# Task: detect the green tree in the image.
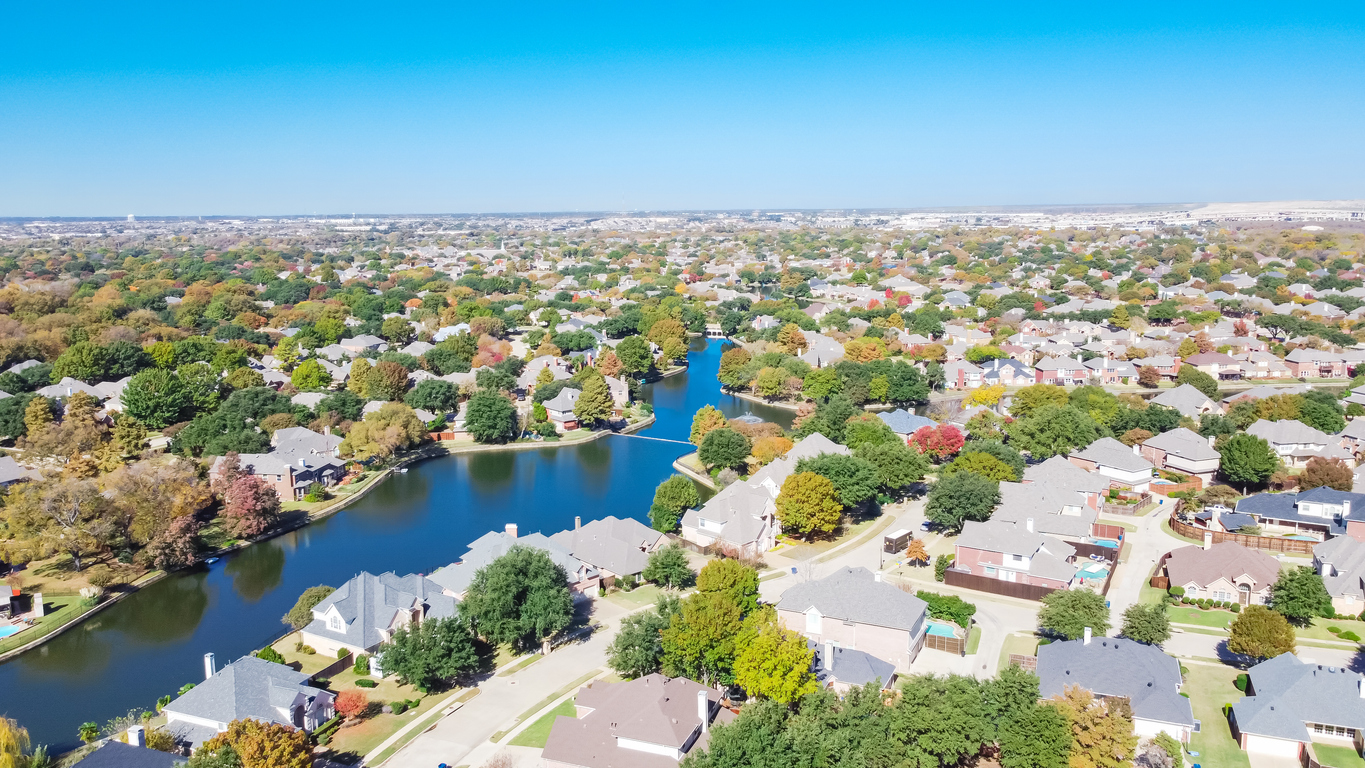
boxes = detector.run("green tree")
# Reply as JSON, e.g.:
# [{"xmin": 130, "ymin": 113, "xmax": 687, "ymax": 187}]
[
  {"xmin": 282, "ymin": 585, "xmax": 335, "ymax": 630},
  {"xmin": 1108, "ymin": 304, "xmax": 1131, "ymax": 329},
  {"xmin": 1118, "ymin": 602, "xmax": 1170, "ymax": 646},
  {"xmin": 177, "ymin": 362, "xmax": 223, "ymax": 413},
  {"xmin": 120, "ymin": 368, "xmax": 189, "ymax": 429},
  {"xmin": 717, "ymin": 347, "xmax": 753, "ymax": 390},
  {"xmin": 896, "ymin": 674, "xmax": 993, "ymax": 768},
  {"xmin": 1300, "ymin": 391, "xmax": 1346, "ymax": 434},
  {"xmin": 942, "ymin": 451, "xmax": 1017, "ymax": 481},
  {"xmin": 51, "ymin": 342, "xmax": 106, "ymax": 383},
  {"xmin": 1228, "ymin": 605, "xmax": 1297, "ymax": 661},
  {"xmin": 464, "ymin": 391, "xmax": 518, "ymax": 444},
  {"xmin": 404, "ymin": 380, "xmax": 460, "ymax": 413},
  {"xmin": 1218, "ymin": 433, "xmax": 1278, "ymax": 491},
  {"xmin": 650, "ymin": 475, "xmax": 700, "ymax": 532},
  {"xmin": 1175, "ymin": 365, "xmax": 1220, "ymax": 400},
  {"xmin": 1009, "ymin": 384, "xmax": 1071, "ymax": 418},
  {"xmin": 1007, "ymin": 404, "xmax": 1101, "ymax": 459},
  {"xmin": 1037, "ymin": 588, "xmax": 1110, "ymax": 640},
  {"xmin": 607, "ymin": 595, "xmax": 681, "ymax": 678},
  {"xmin": 1068, "ymin": 386, "xmax": 1121, "ymax": 428},
  {"xmin": 642, "ymin": 544, "xmax": 695, "ymax": 589},
  {"xmin": 661, "ymin": 592, "xmax": 744, "ymax": 686},
  {"xmin": 802, "ymin": 366, "xmax": 841, "ymax": 401},
  {"xmin": 698, "ymin": 428, "xmax": 750, "ymax": 470},
  {"xmin": 794, "ymin": 394, "xmax": 858, "ymax": 444},
  {"xmin": 365, "ymin": 360, "xmax": 410, "ymax": 401},
  {"xmin": 459, "ymin": 545, "xmax": 574, "ymax": 651},
  {"xmin": 615, "ymin": 335, "xmax": 653, "ymax": 377},
  {"xmin": 853, "ymin": 440, "xmax": 927, "ymax": 491},
  {"xmin": 1271, "ymin": 566, "xmax": 1335, "ymax": 625},
  {"xmin": 733, "ymin": 608, "xmax": 817, "ymax": 704},
  {"xmin": 572, "ymin": 373, "xmax": 613, "ymax": 427},
  {"xmin": 289, "ymin": 359, "xmax": 330, "ymax": 391},
  {"xmin": 378, "ymin": 615, "xmax": 479, "ymax": 689},
  {"xmin": 316, "ymin": 389, "xmax": 364, "ymax": 421},
  {"xmin": 696, "ymin": 559, "xmax": 759, "ymax": 615},
  {"xmin": 793, "ymin": 453, "xmax": 880, "ymax": 508},
  {"xmin": 689, "ymin": 405, "xmax": 729, "ymax": 446},
  {"xmin": 925, "ymin": 471, "xmax": 1000, "ymax": 533},
  {"xmin": 347, "ymin": 358, "xmax": 372, "ymax": 398},
  {"xmin": 998, "ymin": 704, "xmax": 1072, "ymax": 768},
  {"xmin": 381, "ymin": 316, "xmax": 415, "ymax": 344},
  {"xmin": 842, "ymin": 414, "xmax": 899, "ymax": 449},
  {"xmin": 337, "ymin": 402, "xmax": 427, "ymax": 460},
  {"xmin": 775, "ymin": 471, "xmax": 843, "ymax": 539}
]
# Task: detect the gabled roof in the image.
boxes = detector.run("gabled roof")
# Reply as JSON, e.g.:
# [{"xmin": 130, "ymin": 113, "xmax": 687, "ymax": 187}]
[
  {"xmin": 1149, "ymin": 385, "xmax": 1217, "ymax": 419},
  {"xmin": 542, "ymin": 674, "xmax": 724, "ymax": 768},
  {"xmin": 1071, "ymin": 437, "xmax": 1155, "ymax": 473},
  {"xmin": 548, "ymin": 516, "xmax": 664, "ymax": 576},
  {"xmin": 1247, "ymin": 419, "xmax": 1331, "ymax": 447},
  {"xmin": 428, "ymin": 531, "xmax": 596, "ymax": 596},
  {"xmin": 1142, "ymin": 427, "xmax": 1220, "ymax": 462},
  {"xmin": 74, "ymin": 742, "xmax": 184, "ymax": 768},
  {"xmin": 877, "ymin": 408, "xmax": 936, "ymax": 435},
  {"xmin": 1038, "ymin": 637, "xmax": 1194, "ymax": 728},
  {"xmin": 162, "ymin": 656, "xmax": 330, "ymax": 731},
  {"xmin": 1234, "ymin": 654, "xmax": 1365, "ymax": 741},
  {"xmin": 810, "ymin": 639, "xmax": 896, "ymax": 689},
  {"xmin": 1023, "ymin": 455, "xmax": 1110, "ymax": 495},
  {"xmin": 1164, "ymin": 542, "xmax": 1279, "ymax": 591},
  {"xmin": 1314, "ymin": 536, "xmax": 1365, "ymax": 600},
  {"xmin": 776, "ymin": 566, "xmax": 927, "ymax": 633},
  {"xmin": 993, "ymin": 482, "xmax": 1096, "ymax": 539},
  {"xmin": 305, "ymin": 571, "xmax": 456, "ymax": 649},
  {"xmin": 957, "ymin": 520, "xmax": 1078, "ymax": 582}
]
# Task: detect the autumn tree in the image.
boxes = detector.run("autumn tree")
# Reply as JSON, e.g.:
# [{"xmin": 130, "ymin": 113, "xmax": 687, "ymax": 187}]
[
  {"xmin": 1228, "ymin": 605, "xmax": 1297, "ymax": 661},
  {"xmin": 689, "ymin": 405, "xmax": 728, "ymax": 446},
  {"xmin": 283, "ymin": 585, "xmax": 335, "ymax": 630},
  {"xmin": 776, "ymin": 323, "xmax": 808, "ymax": 354},
  {"xmin": 733, "ymin": 608, "xmax": 817, "ymax": 704},
  {"xmin": 596, "ymin": 349, "xmax": 622, "ymax": 378},
  {"xmin": 1137, "ymin": 366, "xmax": 1161, "ymax": 388},
  {"xmin": 347, "ymin": 358, "xmax": 372, "ymax": 398},
  {"xmin": 200, "ymin": 719, "xmax": 310, "ymax": 768},
  {"xmin": 1299, "ymin": 457, "xmax": 1354, "ymax": 492},
  {"xmin": 1009, "ymin": 384, "xmax": 1070, "ymax": 418},
  {"xmin": 1049, "ymin": 685, "xmax": 1136, "ymax": 768},
  {"xmin": 334, "ymin": 689, "xmax": 368, "ymax": 721},
  {"xmin": 905, "ymin": 538, "xmax": 930, "ymax": 566},
  {"xmin": 908, "ymin": 424, "xmax": 965, "ymax": 460},
  {"xmin": 339, "ymin": 402, "xmax": 428, "ymax": 459},
  {"xmin": 775, "ymin": 471, "xmax": 843, "ymax": 539}
]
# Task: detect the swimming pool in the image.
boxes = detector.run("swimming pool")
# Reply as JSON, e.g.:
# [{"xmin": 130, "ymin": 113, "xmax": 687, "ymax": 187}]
[
  {"xmin": 1090, "ymin": 538, "xmax": 1120, "ymax": 549},
  {"xmin": 926, "ymin": 620, "xmax": 959, "ymax": 638},
  {"xmin": 1077, "ymin": 564, "xmax": 1110, "ymax": 580},
  {"xmin": 0, "ymin": 625, "xmax": 21, "ymax": 639}
]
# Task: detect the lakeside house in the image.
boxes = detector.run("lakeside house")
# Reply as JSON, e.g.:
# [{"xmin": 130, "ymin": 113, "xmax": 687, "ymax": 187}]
[
  {"xmin": 163, "ymin": 656, "xmax": 334, "ymax": 749},
  {"xmin": 429, "ymin": 524, "xmax": 601, "ymax": 600},
  {"xmin": 297, "ymin": 570, "xmax": 456, "ymax": 657},
  {"xmin": 207, "ymin": 426, "xmax": 346, "ymax": 501},
  {"xmin": 548, "ymin": 515, "xmax": 666, "ymax": 581}
]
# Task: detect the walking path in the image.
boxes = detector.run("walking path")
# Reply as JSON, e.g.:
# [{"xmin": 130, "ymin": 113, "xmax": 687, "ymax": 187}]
[{"xmin": 609, "ymin": 433, "xmax": 694, "ymax": 446}]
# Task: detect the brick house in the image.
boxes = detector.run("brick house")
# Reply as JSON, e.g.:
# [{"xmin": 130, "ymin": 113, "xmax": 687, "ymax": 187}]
[
  {"xmin": 776, "ymin": 566, "xmax": 928, "ymax": 671},
  {"xmin": 1034, "ymin": 356, "xmax": 1089, "ymax": 386},
  {"xmin": 954, "ymin": 519, "xmax": 1079, "ymax": 589}
]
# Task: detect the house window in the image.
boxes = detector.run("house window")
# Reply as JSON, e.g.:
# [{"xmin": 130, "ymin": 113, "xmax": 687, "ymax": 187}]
[
  {"xmin": 984, "ymin": 566, "xmax": 997, "ymax": 576},
  {"xmin": 328, "ymin": 615, "xmax": 343, "ymax": 632},
  {"xmin": 805, "ymin": 608, "xmax": 822, "ymax": 634},
  {"xmin": 1009, "ymin": 554, "xmax": 1026, "ymax": 564}
]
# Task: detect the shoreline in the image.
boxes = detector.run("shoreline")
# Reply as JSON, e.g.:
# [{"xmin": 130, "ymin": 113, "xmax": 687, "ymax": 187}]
[
  {"xmin": 0, "ymin": 413, "xmax": 658, "ymax": 663},
  {"xmin": 671, "ymin": 451, "xmax": 719, "ymax": 491}
]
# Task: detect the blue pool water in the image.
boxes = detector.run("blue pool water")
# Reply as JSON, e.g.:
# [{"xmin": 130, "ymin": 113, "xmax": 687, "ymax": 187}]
[
  {"xmin": 1091, "ymin": 538, "xmax": 1120, "ymax": 548},
  {"xmin": 926, "ymin": 620, "xmax": 958, "ymax": 637},
  {"xmin": 0, "ymin": 625, "xmax": 21, "ymax": 639},
  {"xmin": 1078, "ymin": 564, "xmax": 1111, "ymax": 579}
]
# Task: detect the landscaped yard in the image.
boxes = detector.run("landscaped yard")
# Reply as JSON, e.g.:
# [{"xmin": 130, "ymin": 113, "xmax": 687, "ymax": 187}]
[
  {"xmin": 1183, "ymin": 663, "xmax": 1250, "ymax": 768},
  {"xmin": 1139, "ymin": 584, "xmax": 1168, "ymax": 605},
  {"xmin": 320, "ymin": 667, "xmax": 444, "ymax": 761},
  {"xmin": 779, "ymin": 513, "xmax": 886, "ymax": 561},
  {"xmin": 269, "ymin": 632, "xmax": 343, "ymax": 676},
  {"xmin": 1168, "ymin": 605, "xmax": 1236, "ymax": 629},
  {"xmin": 604, "ymin": 584, "xmax": 665, "ymax": 610},
  {"xmin": 509, "ymin": 698, "xmax": 576, "ymax": 748},
  {"xmin": 997, "ymin": 633, "xmax": 1039, "ymax": 672},
  {"xmin": 1298, "ymin": 617, "xmax": 1365, "ymax": 644},
  {"xmin": 0, "ymin": 594, "xmax": 88, "ymax": 655},
  {"xmin": 1166, "ymin": 609, "xmax": 1365, "ymax": 645},
  {"xmin": 1313, "ymin": 742, "xmax": 1365, "ymax": 768}
]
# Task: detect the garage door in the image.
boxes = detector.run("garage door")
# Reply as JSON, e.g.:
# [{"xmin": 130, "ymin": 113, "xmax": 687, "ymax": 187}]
[{"xmin": 1244, "ymin": 734, "xmax": 1302, "ymax": 758}]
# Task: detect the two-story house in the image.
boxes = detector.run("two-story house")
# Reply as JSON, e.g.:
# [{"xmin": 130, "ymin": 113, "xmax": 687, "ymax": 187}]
[
  {"xmin": 164, "ymin": 656, "xmax": 335, "ymax": 749},
  {"xmin": 954, "ymin": 519, "xmax": 1079, "ymax": 590},
  {"xmin": 1069, "ymin": 437, "xmax": 1155, "ymax": 492},
  {"xmin": 1034, "ymin": 356, "xmax": 1089, "ymax": 386},
  {"xmin": 776, "ymin": 566, "xmax": 929, "ymax": 671},
  {"xmin": 1140, "ymin": 427, "xmax": 1222, "ymax": 486},
  {"xmin": 299, "ymin": 570, "xmax": 456, "ymax": 657}
]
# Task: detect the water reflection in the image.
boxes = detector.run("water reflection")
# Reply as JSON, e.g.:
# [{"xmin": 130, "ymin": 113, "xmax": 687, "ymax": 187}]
[
  {"xmin": 466, "ymin": 452, "xmax": 515, "ymax": 492},
  {"xmin": 225, "ymin": 542, "xmax": 285, "ymax": 603},
  {"xmin": 18, "ymin": 615, "xmax": 114, "ymax": 679},
  {"xmin": 108, "ymin": 573, "xmax": 212, "ymax": 644}
]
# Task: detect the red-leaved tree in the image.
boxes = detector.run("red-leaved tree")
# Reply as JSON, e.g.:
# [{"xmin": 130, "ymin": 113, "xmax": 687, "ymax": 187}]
[
  {"xmin": 335, "ymin": 689, "xmax": 368, "ymax": 721},
  {"xmin": 223, "ymin": 475, "xmax": 281, "ymax": 538},
  {"xmin": 909, "ymin": 425, "xmax": 965, "ymax": 460},
  {"xmin": 138, "ymin": 514, "xmax": 203, "ymax": 570}
]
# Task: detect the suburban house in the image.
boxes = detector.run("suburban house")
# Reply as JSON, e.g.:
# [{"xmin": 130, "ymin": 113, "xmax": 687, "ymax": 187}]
[
  {"xmin": 1231, "ymin": 653, "xmax": 1365, "ymax": 760},
  {"xmin": 809, "ymin": 638, "xmax": 897, "ymax": 693},
  {"xmin": 680, "ymin": 433, "xmax": 848, "ymax": 556},
  {"xmin": 543, "ymin": 388, "xmax": 583, "ymax": 431},
  {"xmin": 1022, "ymin": 455, "xmax": 1108, "ymax": 510},
  {"xmin": 1340, "ymin": 419, "xmax": 1365, "ymax": 456},
  {"xmin": 208, "ymin": 426, "xmax": 346, "ymax": 501},
  {"xmin": 1084, "ymin": 357, "xmax": 1139, "ymax": 385},
  {"xmin": 954, "ymin": 519, "xmax": 1080, "ymax": 590},
  {"xmin": 1068, "ymin": 437, "xmax": 1155, "ymax": 492},
  {"xmin": 1247, "ymin": 419, "xmax": 1352, "ymax": 468},
  {"xmin": 1143, "ymin": 355, "xmax": 1183, "ymax": 381},
  {"xmin": 1037, "ymin": 635, "xmax": 1197, "ymax": 743},
  {"xmin": 542, "ymin": 674, "xmax": 732, "ymax": 768},
  {"xmin": 164, "ymin": 656, "xmax": 335, "ymax": 749},
  {"xmin": 0, "ymin": 455, "xmax": 42, "ymax": 487},
  {"xmin": 1159, "ymin": 541, "xmax": 1278, "ymax": 606},
  {"xmin": 978, "ymin": 357, "xmax": 1034, "ymax": 386},
  {"xmin": 1286, "ymin": 348, "xmax": 1350, "ymax": 379},
  {"xmin": 993, "ymin": 481, "xmax": 1099, "ymax": 544},
  {"xmin": 1034, "ymin": 356, "xmax": 1089, "ymax": 386},
  {"xmin": 1237, "ymin": 487, "xmax": 1365, "ymax": 540},
  {"xmin": 1184, "ymin": 351, "xmax": 1243, "ymax": 380},
  {"xmin": 429, "ymin": 524, "xmax": 601, "ymax": 600},
  {"xmin": 1314, "ymin": 535, "xmax": 1365, "ymax": 614},
  {"xmin": 548, "ymin": 515, "xmax": 666, "ymax": 581},
  {"xmin": 776, "ymin": 566, "xmax": 928, "ymax": 671},
  {"xmin": 942, "ymin": 360, "xmax": 983, "ymax": 390},
  {"xmin": 876, "ymin": 409, "xmax": 937, "ymax": 442},
  {"xmin": 1139, "ymin": 428, "xmax": 1222, "ymax": 485},
  {"xmin": 75, "ymin": 740, "xmax": 184, "ymax": 768},
  {"xmin": 298, "ymin": 570, "xmax": 456, "ymax": 657},
  {"xmin": 1149, "ymin": 384, "xmax": 1222, "ymax": 420}
]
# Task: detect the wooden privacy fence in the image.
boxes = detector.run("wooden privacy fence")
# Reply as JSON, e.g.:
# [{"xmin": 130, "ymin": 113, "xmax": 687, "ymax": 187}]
[
  {"xmin": 1150, "ymin": 575, "xmax": 1171, "ymax": 590},
  {"xmin": 309, "ymin": 652, "xmax": 355, "ymax": 683},
  {"xmin": 921, "ymin": 621, "xmax": 971, "ymax": 657},
  {"xmin": 1092, "ymin": 523, "xmax": 1128, "ymax": 542},
  {"xmin": 943, "ymin": 568, "xmax": 1057, "ymax": 602},
  {"xmin": 1168, "ymin": 513, "xmax": 1316, "ymax": 554}
]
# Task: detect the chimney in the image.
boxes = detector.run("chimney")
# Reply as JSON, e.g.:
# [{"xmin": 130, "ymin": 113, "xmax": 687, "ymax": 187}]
[
  {"xmin": 1203, "ymin": 531, "xmax": 1214, "ymax": 551},
  {"xmin": 324, "ymin": 425, "xmax": 332, "ymax": 436},
  {"xmin": 874, "ymin": 572, "xmax": 882, "ymax": 582},
  {"xmin": 1083, "ymin": 627, "xmax": 1092, "ymax": 645},
  {"xmin": 575, "ymin": 516, "xmax": 582, "ymax": 530},
  {"xmin": 1026, "ymin": 517, "xmax": 1034, "ymax": 533},
  {"xmin": 698, "ymin": 689, "xmax": 709, "ymax": 732},
  {"xmin": 1208, "ymin": 435, "xmax": 1216, "ymax": 447},
  {"xmin": 505, "ymin": 523, "xmax": 518, "ymax": 539},
  {"xmin": 127, "ymin": 725, "xmax": 145, "ymax": 748},
  {"xmin": 1346, "ymin": 500, "xmax": 1353, "ymax": 519},
  {"xmin": 32, "ymin": 592, "xmax": 43, "ymax": 618},
  {"xmin": 825, "ymin": 640, "xmax": 834, "ymax": 673},
  {"xmin": 298, "ymin": 458, "xmax": 307, "ymax": 468},
  {"xmin": 1359, "ymin": 676, "xmax": 1365, "ymax": 699},
  {"xmin": 204, "ymin": 652, "xmax": 216, "ymax": 680}
]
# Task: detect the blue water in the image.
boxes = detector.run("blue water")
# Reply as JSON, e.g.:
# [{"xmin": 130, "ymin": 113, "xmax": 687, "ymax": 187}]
[
  {"xmin": 1090, "ymin": 538, "xmax": 1120, "ymax": 549},
  {"xmin": 1, "ymin": 337, "xmax": 793, "ymax": 750},
  {"xmin": 0, "ymin": 626, "xmax": 20, "ymax": 639},
  {"xmin": 1078, "ymin": 564, "xmax": 1110, "ymax": 579},
  {"xmin": 925, "ymin": 620, "xmax": 958, "ymax": 638}
]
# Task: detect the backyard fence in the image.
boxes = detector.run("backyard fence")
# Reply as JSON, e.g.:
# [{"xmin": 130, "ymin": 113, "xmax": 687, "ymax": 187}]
[
  {"xmin": 1092, "ymin": 523, "xmax": 1128, "ymax": 542},
  {"xmin": 309, "ymin": 652, "xmax": 355, "ymax": 683},
  {"xmin": 1007, "ymin": 654, "xmax": 1038, "ymax": 672},
  {"xmin": 1150, "ymin": 575, "xmax": 1171, "ymax": 590},
  {"xmin": 921, "ymin": 619, "xmax": 972, "ymax": 656},
  {"xmin": 943, "ymin": 568, "xmax": 1058, "ymax": 601},
  {"xmin": 1168, "ymin": 513, "xmax": 1316, "ymax": 554}
]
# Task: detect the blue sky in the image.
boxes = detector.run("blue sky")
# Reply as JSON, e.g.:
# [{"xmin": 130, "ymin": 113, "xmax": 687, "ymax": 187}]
[{"xmin": 2, "ymin": 2, "xmax": 1362, "ymax": 215}]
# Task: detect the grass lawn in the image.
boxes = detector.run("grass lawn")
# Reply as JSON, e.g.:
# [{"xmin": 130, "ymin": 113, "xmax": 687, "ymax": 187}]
[
  {"xmin": 780, "ymin": 514, "xmax": 885, "ymax": 561},
  {"xmin": 997, "ymin": 633, "xmax": 1039, "ymax": 672},
  {"xmin": 508, "ymin": 698, "xmax": 576, "ymax": 748},
  {"xmin": 1183, "ymin": 664, "xmax": 1250, "ymax": 768},
  {"xmin": 498, "ymin": 654, "xmax": 542, "ymax": 677},
  {"xmin": 1139, "ymin": 585, "xmax": 1169, "ymax": 605},
  {"xmin": 1162, "ymin": 518, "xmax": 1204, "ymax": 546},
  {"xmin": 604, "ymin": 584, "xmax": 664, "ymax": 610},
  {"xmin": 322, "ymin": 671, "xmax": 443, "ymax": 761},
  {"xmin": 1169, "ymin": 605, "xmax": 1236, "ymax": 629},
  {"xmin": 966, "ymin": 625, "xmax": 982, "ymax": 655},
  {"xmin": 1298, "ymin": 617, "xmax": 1365, "ymax": 644},
  {"xmin": 1313, "ymin": 743, "xmax": 1365, "ymax": 768},
  {"xmin": 0, "ymin": 595, "xmax": 91, "ymax": 655},
  {"xmin": 269, "ymin": 632, "xmax": 340, "ymax": 676}
]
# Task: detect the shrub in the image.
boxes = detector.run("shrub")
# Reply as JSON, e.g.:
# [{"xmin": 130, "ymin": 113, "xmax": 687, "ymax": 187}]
[
  {"xmin": 337, "ymin": 647, "xmax": 351, "ymax": 659},
  {"xmin": 301, "ymin": 645, "xmax": 316, "ymax": 655},
  {"xmin": 1235, "ymin": 673, "xmax": 1249, "ymax": 691},
  {"xmin": 391, "ymin": 701, "xmax": 408, "ymax": 715},
  {"xmin": 1230, "ymin": 603, "xmax": 1241, "ymax": 613},
  {"xmin": 317, "ymin": 734, "xmax": 330, "ymax": 746},
  {"xmin": 335, "ymin": 689, "xmax": 368, "ymax": 720},
  {"xmin": 1329, "ymin": 626, "xmax": 1342, "ymax": 634},
  {"xmin": 934, "ymin": 554, "xmax": 953, "ymax": 583},
  {"xmin": 255, "ymin": 647, "xmax": 286, "ymax": 665},
  {"xmin": 1168, "ymin": 586, "xmax": 1185, "ymax": 598},
  {"xmin": 356, "ymin": 678, "xmax": 377, "ymax": 688},
  {"xmin": 915, "ymin": 590, "xmax": 977, "ymax": 628},
  {"xmin": 353, "ymin": 653, "xmax": 370, "ymax": 675},
  {"xmin": 1342, "ymin": 631, "xmax": 1361, "ymax": 642}
]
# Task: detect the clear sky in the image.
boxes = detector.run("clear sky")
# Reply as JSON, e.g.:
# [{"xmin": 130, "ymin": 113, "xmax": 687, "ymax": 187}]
[{"xmin": 2, "ymin": 1, "xmax": 1363, "ymax": 216}]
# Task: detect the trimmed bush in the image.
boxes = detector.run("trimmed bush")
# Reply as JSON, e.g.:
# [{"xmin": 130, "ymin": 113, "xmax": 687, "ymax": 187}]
[
  {"xmin": 1235, "ymin": 673, "xmax": 1249, "ymax": 691},
  {"xmin": 1230, "ymin": 603, "xmax": 1241, "ymax": 613},
  {"xmin": 1342, "ymin": 631, "xmax": 1361, "ymax": 642},
  {"xmin": 1329, "ymin": 626, "xmax": 1342, "ymax": 634},
  {"xmin": 337, "ymin": 647, "xmax": 350, "ymax": 659},
  {"xmin": 391, "ymin": 701, "xmax": 408, "ymax": 714},
  {"xmin": 1168, "ymin": 586, "xmax": 1186, "ymax": 598},
  {"xmin": 255, "ymin": 647, "xmax": 286, "ymax": 665},
  {"xmin": 356, "ymin": 678, "xmax": 377, "ymax": 689},
  {"xmin": 353, "ymin": 653, "xmax": 370, "ymax": 675}
]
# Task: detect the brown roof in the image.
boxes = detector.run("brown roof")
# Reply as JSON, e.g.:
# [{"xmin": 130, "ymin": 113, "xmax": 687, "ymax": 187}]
[
  {"xmin": 542, "ymin": 674, "xmax": 722, "ymax": 768},
  {"xmin": 1164, "ymin": 541, "xmax": 1279, "ymax": 591}
]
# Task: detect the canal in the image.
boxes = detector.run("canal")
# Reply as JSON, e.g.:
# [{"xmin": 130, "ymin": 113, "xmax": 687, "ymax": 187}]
[{"xmin": 0, "ymin": 337, "xmax": 792, "ymax": 751}]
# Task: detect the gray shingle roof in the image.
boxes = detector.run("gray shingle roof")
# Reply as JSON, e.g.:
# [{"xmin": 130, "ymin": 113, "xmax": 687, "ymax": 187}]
[
  {"xmin": 809, "ymin": 639, "xmax": 896, "ymax": 689},
  {"xmin": 162, "ymin": 656, "xmax": 330, "ymax": 730},
  {"xmin": 993, "ymin": 482, "xmax": 1096, "ymax": 539},
  {"xmin": 1234, "ymin": 653, "xmax": 1365, "ymax": 741},
  {"xmin": 776, "ymin": 566, "xmax": 926, "ymax": 633},
  {"xmin": 1314, "ymin": 536, "xmax": 1365, "ymax": 601},
  {"xmin": 75, "ymin": 742, "xmax": 184, "ymax": 768},
  {"xmin": 1142, "ymin": 427, "xmax": 1220, "ymax": 462},
  {"xmin": 1247, "ymin": 419, "xmax": 1331, "ymax": 448},
  {"xmin": 1071, "ymin": 437, "xmax": 1154, "ymax": 473},
  {"xmin": 304, "ymin": 571, "xmax": 456, "ymax": 650},
  {"xmin": 1038, "ymin": 637, "xmax": 1194, "ymax": 728},
  {"xmin": 548, "ymin": 516, "xmax": 664, "ymax": 576},
  {"xmin": 1023, "ymin": 455, "xmax": 1109, "ymax": 496},
  {"xmin": 957, "ymin": 520, "xmax": 1079, "ymax": 582},
  {"xmin": 877, "ymin": 409, "xmax": 936, "ymax": 435},
  {"xmin": 427, "ymin": 531, "xmax": 596, "ymax": 596},
  {"xmin": 542, "ymin": 674, "xmax": 723, "ymax": 768},
  {"xmin": 1149, "ymin": 384, "xmax": 1217, "ymax": 419}
]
